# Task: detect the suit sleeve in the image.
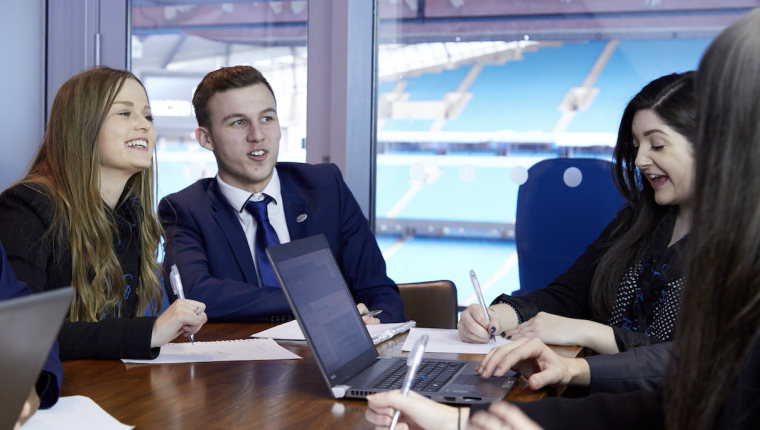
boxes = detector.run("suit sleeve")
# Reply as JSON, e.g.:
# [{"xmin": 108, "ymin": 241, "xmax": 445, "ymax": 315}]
[
  {"xmin": 330, "ymin": 165, "xmax": 405, "ymax": 323},
  {"xmin": 159, "ymin": 195, "xmax": 291, "ymax": 321},
  {"xmin": 585, "ymin": 342, "xmax": 671, "ymax": 394},
  {"xmin": 0, "ymin": 185, "xmax": 159, "ymax": 360},
  {"xmin": 0, "ymin": 240, "xmax": 62, "ymax": 408}
]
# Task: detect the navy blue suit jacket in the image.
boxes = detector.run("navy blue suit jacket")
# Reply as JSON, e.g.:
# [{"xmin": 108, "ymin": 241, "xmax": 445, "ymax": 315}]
[
  {"xmin": 0, "ymin": 241, "xmax": 62, "ymax": 408},
  {"xmin": 159, "ymin": 162, "xmax": 404, "ymax": 323}
]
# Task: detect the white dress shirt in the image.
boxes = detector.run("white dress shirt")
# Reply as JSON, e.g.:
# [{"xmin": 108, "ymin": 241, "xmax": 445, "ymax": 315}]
[{"xmin": 216, "ymin": 169, "xmax": 292, "ymax": 286}]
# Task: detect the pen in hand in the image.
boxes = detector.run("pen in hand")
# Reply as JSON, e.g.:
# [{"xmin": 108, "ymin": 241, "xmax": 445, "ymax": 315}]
[
  {"xmin": 169, "ymin": 264, "xmax": 195, "ymax": 345},
  {"xmin": 470, "ymin": 270, "xmax": 496, "ymax": 344},
  {"xmin": 360, "ymin": 310, "xmax": 383, "ymax": 318},
  {"xmin": 389, "ymin": 334, "xmax": 428, "ymax": 430}
]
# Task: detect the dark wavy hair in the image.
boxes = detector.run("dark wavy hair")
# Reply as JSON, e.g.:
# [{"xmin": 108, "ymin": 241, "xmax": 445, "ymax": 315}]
[
  {"xmin": 664, "ymin": 9, "xmax": 760, "ymax": 430},
  {"xmin": 588, "ymin": 72, "xmax": 696, "ymax": 320}
]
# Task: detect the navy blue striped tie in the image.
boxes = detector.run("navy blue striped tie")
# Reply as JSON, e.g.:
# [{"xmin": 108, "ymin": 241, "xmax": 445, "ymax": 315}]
[{"xmin": 245, "ymin": 196, "xmax": 281, "ymax": 288}]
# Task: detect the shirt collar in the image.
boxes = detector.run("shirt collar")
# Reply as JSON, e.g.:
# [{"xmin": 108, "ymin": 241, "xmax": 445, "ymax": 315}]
[{"xmin": 216, "ymin": 168, "xmax": 281, "ymax": 213}]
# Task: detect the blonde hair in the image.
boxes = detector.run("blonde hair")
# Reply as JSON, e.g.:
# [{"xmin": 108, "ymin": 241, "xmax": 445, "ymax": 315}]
[{"xmin": 23, "ymin": 66, "xmax": 163, "ymax": 321}]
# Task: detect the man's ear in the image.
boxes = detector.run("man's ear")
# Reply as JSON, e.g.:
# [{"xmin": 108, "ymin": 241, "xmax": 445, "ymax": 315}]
[{"xmin": 196, "ymin": 126, "xmax": 214, "ymax": 151}]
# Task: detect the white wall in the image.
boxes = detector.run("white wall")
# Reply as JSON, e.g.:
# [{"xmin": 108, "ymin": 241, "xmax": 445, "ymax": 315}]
[{"xmin": 0, "ymin": 0, "xmax": 46, "ymax": 190}]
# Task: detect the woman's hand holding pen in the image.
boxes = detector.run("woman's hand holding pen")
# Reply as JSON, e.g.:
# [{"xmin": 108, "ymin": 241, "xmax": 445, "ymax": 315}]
[
  {"xmin": 151, "ymin": 299, "xmax": 208, "ymax": 348},
  {"xmin": 365, "ymin": 390, "xmax": 465, "ymax": 430},
  {"xmin": 458, "ymin": 304, "xmax": 514, "ymax": 344}
]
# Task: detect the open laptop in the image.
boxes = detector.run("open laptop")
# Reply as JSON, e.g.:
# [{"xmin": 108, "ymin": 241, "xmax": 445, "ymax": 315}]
[
  {"xmin": 0, "ymin": 287, "xmax": 74, "ymax": 430},
  {"xmin": 266, "ymin": 234, "xmax": 516, "ymax": 404}
]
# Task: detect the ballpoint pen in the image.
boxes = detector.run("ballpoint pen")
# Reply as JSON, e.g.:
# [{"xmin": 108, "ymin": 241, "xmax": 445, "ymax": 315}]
[
  {"xmin": 389, "ymin": 334, "xmax": 428, "ymax": 430},
  {"xmin": 360, "ymin": 309, "xmax": 383, "ymax": 318},
  {"xmin": 170, "ymin": 264, "xmax": 195, "ymax": 345},
  {"xmin": 470, "ymin": 270, "xmax": 496, "ymax": 344}
]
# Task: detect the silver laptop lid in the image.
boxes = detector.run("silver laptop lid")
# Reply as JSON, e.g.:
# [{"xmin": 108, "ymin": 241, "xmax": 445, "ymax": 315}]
[{"xmin": 267, "ymin": 235, "xmax": 380, "ymax": 390}]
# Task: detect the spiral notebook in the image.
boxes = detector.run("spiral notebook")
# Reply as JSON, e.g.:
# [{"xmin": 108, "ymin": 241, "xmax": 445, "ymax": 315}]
[{"xmin": 122, "ymin": 338, "xmax": 301, "ymax": 364}]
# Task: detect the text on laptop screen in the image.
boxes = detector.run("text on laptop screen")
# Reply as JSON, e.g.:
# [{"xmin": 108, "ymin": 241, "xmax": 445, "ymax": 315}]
[{"xmin": 276, "ymin": 248, "xmax": 374, "ymax": 376}]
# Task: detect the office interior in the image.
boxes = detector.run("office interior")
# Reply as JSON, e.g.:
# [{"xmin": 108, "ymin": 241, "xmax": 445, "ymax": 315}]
[{"xmin": 1, "ymin": 0, "xmax": 749, "ymax": 309}]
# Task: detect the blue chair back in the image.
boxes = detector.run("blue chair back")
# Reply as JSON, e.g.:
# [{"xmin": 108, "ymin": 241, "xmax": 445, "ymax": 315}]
[{"xmin": 513, "ymin": 158, "xmax": 625, "ymax": 296}]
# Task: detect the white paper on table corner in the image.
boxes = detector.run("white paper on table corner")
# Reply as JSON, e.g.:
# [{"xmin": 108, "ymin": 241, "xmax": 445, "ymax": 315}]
[
  {"xmin": 122, "ymin": 338, "xmax": 302, "ymax": 364},
  {"xmin": 251, "ymin": 320, "xmax": 408, "ymax": 341},
  {"xmin": 23, "ymin": 395, "xmax": 134, "ymax": 430},
  {"xmin": 401, "ymin": 328, "xmax": 512, "ymax": 354}
]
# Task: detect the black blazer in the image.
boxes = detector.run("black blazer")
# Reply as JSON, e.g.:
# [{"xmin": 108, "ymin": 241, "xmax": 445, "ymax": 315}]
[{"xmin": 0, "ymin": 184, "xmax": 158, "ymax": 360}]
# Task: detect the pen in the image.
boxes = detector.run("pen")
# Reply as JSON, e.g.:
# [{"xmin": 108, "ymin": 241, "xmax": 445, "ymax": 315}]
[
  {"xmin": 470, "ymin": 270, "xmax": 496, "ymax": 344},
  {"xmin": 360, "ymin": 309, "xmax": 383, "ymax": 318},
  {"xmin": 389, "ymin": 334, "xmax": 428, "ymax": 430},
  {"xmin": 170, "ymin": 264, "xmax": 194, "ymax": 345}
]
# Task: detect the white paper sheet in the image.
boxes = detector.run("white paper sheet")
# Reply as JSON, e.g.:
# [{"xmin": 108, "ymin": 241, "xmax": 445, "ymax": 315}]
[
  {"xmin": 24, "ymin": 396, "xmax": 133, "ymax": 430},
  {"xmin": 401, "ymin": 328, "xmax": 512, "ymax": 354},
  {"xmin": 121, "ymin": 338, "xmax": 301, "ymax": 364},
  {"xmin": 251, "ymin": 320, "xmax": 408, "ymax": 341}
]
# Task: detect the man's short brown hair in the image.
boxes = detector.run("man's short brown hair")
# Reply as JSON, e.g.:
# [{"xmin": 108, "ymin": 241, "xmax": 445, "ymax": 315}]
[{"xmin": 192, "ymin": 65, "xmax": 276, "ymax": 128}]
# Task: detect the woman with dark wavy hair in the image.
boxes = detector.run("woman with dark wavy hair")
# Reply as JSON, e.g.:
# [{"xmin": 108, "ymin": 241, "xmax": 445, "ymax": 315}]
[
  {"xmin": 0, "ymin": 67, "xmax": 207, "ymax": 360},
  {"xmin": 367, "ymin": 8, "xmax": 760, "ymax": 430},
  {"xmin": 460, "ymin": 72, "xmax": 696, "ymax": 355}
]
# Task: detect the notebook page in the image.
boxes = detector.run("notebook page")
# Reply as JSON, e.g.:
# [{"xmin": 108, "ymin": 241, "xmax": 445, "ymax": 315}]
[
  {"xmin": 401, "ymin": 328, "xmax": 512, "ymax": 354},
  {"xmin": 122, "ymin": 338, "xmax": 301, "ymax": 364}
]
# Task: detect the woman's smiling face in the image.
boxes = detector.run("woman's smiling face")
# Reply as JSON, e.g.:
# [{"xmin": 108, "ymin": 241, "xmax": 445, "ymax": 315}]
[{"xmin": 632, "ymin": 109, "xmax": 695, "ymax": 210}]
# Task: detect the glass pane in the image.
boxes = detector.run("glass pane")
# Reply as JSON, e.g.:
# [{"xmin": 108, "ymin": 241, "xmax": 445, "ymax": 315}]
[
  {"xmin": 131, "ymin": 0, "xmax": 308, "ymax": 204},
  {"xmin": 374, "ymin": 0, "xmax": 742, "ymax": 308}
]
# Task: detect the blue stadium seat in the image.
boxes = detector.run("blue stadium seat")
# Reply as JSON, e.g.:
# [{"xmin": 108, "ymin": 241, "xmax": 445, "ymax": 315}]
[{"xmin": 513, "ymin": 158, "xmax": 625, "ymax": 296}]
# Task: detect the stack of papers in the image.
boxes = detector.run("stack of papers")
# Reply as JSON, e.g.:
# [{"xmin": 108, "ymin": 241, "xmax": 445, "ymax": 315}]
[
  {"xmin": 401, "ymin": 328, "xmax": 512, "ymax": 354},
  {"xmin": 122, "ymin": 338, "xmax": 301, "ymax": 364},
  {"xmin": 24, "ymin": 396, "xmax": 133, "ymax": 430}
]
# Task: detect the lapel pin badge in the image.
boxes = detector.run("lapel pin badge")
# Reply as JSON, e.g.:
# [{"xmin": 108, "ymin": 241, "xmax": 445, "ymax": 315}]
[{"xmin": 296, "ymin": 214, "xmax": 308, "ymax": 223}]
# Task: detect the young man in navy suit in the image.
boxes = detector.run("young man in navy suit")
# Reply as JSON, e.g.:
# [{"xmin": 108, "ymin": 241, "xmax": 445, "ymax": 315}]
[{"xmin": 159, "ymin": 65, "xmax": 404, "ymax": 324}]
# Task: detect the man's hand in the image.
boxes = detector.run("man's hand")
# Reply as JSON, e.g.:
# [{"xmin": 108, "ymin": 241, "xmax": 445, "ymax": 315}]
[
  {"xmin": 477, "ymin": 338, "xmax": 591, "ymax": 390},
  {"xmin": 357, "ymin": 303, "xmax": 380, "ymax": 325}
]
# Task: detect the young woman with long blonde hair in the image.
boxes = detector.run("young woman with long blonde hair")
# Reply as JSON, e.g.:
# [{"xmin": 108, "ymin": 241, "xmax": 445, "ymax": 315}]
[{"xmin": 0, "ymin": 67, "xmax": 206, "ymax": 360}]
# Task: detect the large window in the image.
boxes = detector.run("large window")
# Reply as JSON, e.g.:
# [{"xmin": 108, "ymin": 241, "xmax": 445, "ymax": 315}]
[{"xmin": 373, "ymin": 0, "xmax": 742, "ymax": 307}]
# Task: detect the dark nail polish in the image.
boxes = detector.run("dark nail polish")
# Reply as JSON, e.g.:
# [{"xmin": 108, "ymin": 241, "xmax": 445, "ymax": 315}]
[
  {"xmin": 506, "ymin": 335, "xmax": 512, "ymax": 340},
  {"xmin": 501, "ymin": 332, "xmax": 507, "ymax": 338},
  {"xmin": 489, "ymin": 327, "xmax": 496, "ymax": 334}
]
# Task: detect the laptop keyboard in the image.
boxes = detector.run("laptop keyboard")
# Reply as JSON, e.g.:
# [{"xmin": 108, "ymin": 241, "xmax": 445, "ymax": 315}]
[{"xmin": 368, "ymin": 361, "xmax": 465, "ymax": 392}]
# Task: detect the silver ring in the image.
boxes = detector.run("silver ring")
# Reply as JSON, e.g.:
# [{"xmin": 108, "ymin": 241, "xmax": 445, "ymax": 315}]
[
  {"xmin": 464, "ymin": 327, "xmax": 468, "ymax": 338},
  {"xmin": 195, "ymin": 306, "xmax": 202, "ymax": 315}
]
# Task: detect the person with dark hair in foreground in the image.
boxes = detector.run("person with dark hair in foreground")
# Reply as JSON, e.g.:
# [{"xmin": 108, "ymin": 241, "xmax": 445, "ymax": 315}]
[
  {"xmin": 159, "ymin": 65, "xmax": 404, "ymax": 324},
  {"xmin": 366, "ymin": 8, "xmax": 760, "ymax": 430},
  {"xmin": 461, "ymin": 72, "xmax": 696, "ymax": 355}
]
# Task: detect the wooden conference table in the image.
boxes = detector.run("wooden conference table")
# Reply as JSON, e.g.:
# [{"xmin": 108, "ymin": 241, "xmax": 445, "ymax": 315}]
[{"xmin": 61, "ymin": 323, "xmax": 581, "ymax": 430}]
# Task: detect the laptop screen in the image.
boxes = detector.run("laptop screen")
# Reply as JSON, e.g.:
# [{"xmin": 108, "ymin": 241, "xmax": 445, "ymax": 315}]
[{"xmin": 273, "ymin": 244, "xmax": 376, "ymax": 379}]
